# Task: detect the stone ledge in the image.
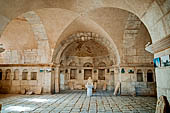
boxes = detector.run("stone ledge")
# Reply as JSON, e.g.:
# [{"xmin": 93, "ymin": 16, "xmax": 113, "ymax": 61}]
[{"xmin": 145, "ymin": 34, "xmax": 170, "ymax": 53}]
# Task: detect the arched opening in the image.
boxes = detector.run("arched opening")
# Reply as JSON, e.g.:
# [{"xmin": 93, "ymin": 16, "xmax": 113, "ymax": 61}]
[
  {"xmin": 84, "ymin": 62, "xmax": 93, "ymax": 67},
  {"xmin": 5, "ymin": 69, "xmax": 11, "ymax": 80},
  {"xmin": 1, "ymin": 0, "xmax": 170, "ymax": 111},
  {"xmin": 55, "ymin": 32, "xmax": 117, "ymax": 91},
  {"xmin": 98, "ymin": 62, "xmax": 106, "ymax": 67},
  {"xmin": 137, "ymin": 69, "xmax": 143, "ymax": 82},
  {"xmin": 0, "ymin": 69, "xmax": 2, "ymax": 80},
  {"xmin": 147, "ymin": 70, "xmax": 154, "ymax": 82}
]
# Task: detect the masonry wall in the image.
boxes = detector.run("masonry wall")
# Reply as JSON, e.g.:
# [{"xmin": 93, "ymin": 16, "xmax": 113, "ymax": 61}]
[
  {"xmin": 120, "ymin": 66, "xmax": 156, "ymax": 96},
  {"xmin": 0, "ymin": 66, "xmax": 52, "ymax": 94}
]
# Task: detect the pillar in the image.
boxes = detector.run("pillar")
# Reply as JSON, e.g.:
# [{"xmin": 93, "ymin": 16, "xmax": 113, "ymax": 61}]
[
  {"xmin": 145, "ymin": 36, "xmax": 170, "ymax": 102},
  {"xmin": 55, "ymin": 66, "xmax": 60, "ymax": 93}
]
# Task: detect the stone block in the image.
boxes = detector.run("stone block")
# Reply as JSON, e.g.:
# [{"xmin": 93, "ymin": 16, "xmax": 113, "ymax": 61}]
[
  {"xmin": 141, "ymin": 1, "xmax": 163, "ymax": 29},
  {"xmin": 12, "ymin": 80, "xmax": 20, "ymax": 86},
  {"xmin": 21, "ymin": 88, "xmax": 26, "ymax": 94},
  {"xmin": 163, "ymin": 13, "xmax": 170, "ymax": 37},
  {"xmin": 150, "ymin": 20, "xmax": 166, "ymax": 42}
]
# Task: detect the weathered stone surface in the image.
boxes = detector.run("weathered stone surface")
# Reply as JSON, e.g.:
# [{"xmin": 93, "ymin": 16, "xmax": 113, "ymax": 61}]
[
  {"xmin": 0, "ymin": 0, "xmax": 169, "ymax": 104},
  {"xmin": 21, "ymin": 88, "xmax": 25, "ymax": 94},
  {"xmin": 34, "ymin": 86, "xmax": 42, "ymax": 95},
  {"xmin": 26, "ymin": 91, "xmax": 33, "ymax": 95},
  {"xmin": 0, "ymin": 90, "xmax": 157, "ymax": 113}
]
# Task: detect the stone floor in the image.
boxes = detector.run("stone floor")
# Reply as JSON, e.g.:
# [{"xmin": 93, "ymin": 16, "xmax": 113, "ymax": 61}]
[{"xmin": 0, "ymin": 90, "xmax": 156, "ymax": 113}]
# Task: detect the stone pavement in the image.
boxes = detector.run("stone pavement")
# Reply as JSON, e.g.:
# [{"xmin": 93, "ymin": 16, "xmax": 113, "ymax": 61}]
[{"xmin": 0, "ymin": 90, "xmax": 156, "ymax": 113}]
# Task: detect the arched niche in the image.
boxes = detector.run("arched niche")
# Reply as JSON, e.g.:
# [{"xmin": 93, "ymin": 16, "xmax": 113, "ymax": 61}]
[
  {"xmin": 147, "ymin": 70, "xmax": 154, "ymax": 82},
  {"xmin": 14, "ymin": 69, "xmax": 19, "ymax": 80},
  {"xmin": 83, "ymin": 62, "xmax": 93, "ymax": 67},
  {"xmin": 69, "ymin": 61, "xmax": 77, "ymax": 67},
  {"xmin": 0, "ymin": 69, "xmax": 2, "ymax": 80},
  {"xmin": 137, "ymin": 69, "xmax": 143, "ymax": 82},
  {"xmin": 98, "ymin": 62, "xmax": 106, "ymax": 67},
  {"xmin": 5, "ymin": 69, "xmax": 11, "ymax": 80}
]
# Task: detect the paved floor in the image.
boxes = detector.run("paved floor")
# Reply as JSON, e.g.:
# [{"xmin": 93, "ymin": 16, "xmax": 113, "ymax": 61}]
[{"xmin": 0, "ymin": 90, "xmax": 156, "ymax": 113}]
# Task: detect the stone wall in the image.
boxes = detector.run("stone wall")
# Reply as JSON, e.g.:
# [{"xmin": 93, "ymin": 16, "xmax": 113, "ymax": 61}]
[
  {"xmin": 120, "ymin": 66, "xmax": 156, "ymax": 96},
  {"xmin": 0, "ymin": 65, "xmax": 52, "ymax": 94}
]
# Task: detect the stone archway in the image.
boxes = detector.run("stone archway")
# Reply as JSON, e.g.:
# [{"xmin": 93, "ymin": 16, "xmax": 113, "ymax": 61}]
[
  {"xmin": 52, "ymin": 32, "xmax": 119, "ymax": 92},
  {"xmin": 0, "ymin": 0, "xmax": 169, "ymax": 101}
]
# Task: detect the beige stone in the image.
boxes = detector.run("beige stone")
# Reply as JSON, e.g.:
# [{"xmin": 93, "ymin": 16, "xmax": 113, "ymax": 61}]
[
  {"xmin": 0, "ymin": 0, "xmax": 169, "ymax": 103},
  {"xmin": 34, "ymin": 86, "xmax": 42, "ymax": 95},
  {"xmin": 21, "ymin": 88, "xmax": 26, "ymax": 94}
]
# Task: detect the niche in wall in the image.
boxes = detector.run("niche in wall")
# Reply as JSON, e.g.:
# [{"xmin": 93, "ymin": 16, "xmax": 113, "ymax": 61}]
[
  {"xmin": 70, "ymin": 69, "xmax": 76, "ymax": 79},
  {"xmin": 22, "ymin": 69, "xmax": 28, "ymax": 80},
  {"xmin": 14, "ymin": 69, "xmax": 19, "ymax": 80},
  {"xmin": 5, "ymin": 69, "xmax": 11, "ymax": 80},
  {"xmin": 147, "ymin": 70, "xmax": 153, "ymax": 82},
  {"xmin": 84, "ymin": 69, "xmax": 92, "ymax": 80},
  {"xmin": 0, "ymin": 69, "xmax": 2, "ymax": 80},
  {"xmin": 98, "ymin": 69, "xmax": 105, "ymax": 80},
  {"xmin": 31, "ymin": 72, "xmax": 37, "ymax": 80},
  {"xmin": 137, "ymin": 69, "xmax": 143, "ymax": 82}
]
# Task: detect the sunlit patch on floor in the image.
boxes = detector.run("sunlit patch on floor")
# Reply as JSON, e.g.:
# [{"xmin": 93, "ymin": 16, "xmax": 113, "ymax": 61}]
[
  {"xmin": 27, "ymin": 98, "xmax": 48, "ymax": 102},
  {"xmin": 5, "ymin": 106, "xmax": 31, "ymax": 112}
]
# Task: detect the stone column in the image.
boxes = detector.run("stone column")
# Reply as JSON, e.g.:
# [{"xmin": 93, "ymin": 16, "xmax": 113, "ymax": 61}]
[
  {"xmin": 51, "ymin": 68, "xmax": 55, "ymax": 94},
  {"xmin": 145, "ymin": 36, "xmax": 170, "ymax": 102},
  {"xmin": 55, "ymin": 66, "xmax": 60, "ymax": 93}
]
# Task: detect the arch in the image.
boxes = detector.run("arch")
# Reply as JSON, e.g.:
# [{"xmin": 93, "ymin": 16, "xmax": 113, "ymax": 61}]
[
  {"xmin": 147, "ymin": 69, "xmax": 154, "ymax": 82},
  {"xmin": 69, "ymin": 61, "xmax": 77, "ymax": 67},
  {"xmin": 137, "ymin": 69, "xmax": 143, "ymax": 82},
  {"xmin": 0, "ymin": 69, "xmax": 2, "ymax": 80},
  {"xmin": 83, "ymin": 62, "xmax": 93, "ymax": 67},
  {"xmin": 98, "ymin": 62, "xmax": 106, "ymax": 67},
  {"xmin": 22, "ymin": 69, "xmax": 28, "ymax": 80},
  {"xmin": 5, "ymin": 69, "xmax": 11, "ymax": 80},
  {"xmin": 0, "ymin": 1, "xmax": 167, "ymax": 43},
  {"xmin": 14, "ymin": 69, "xmax": 19, "ymax": 80},
  {"xmin": 53, "ymin": 31, "xmax": 120, "ymax": 65}
]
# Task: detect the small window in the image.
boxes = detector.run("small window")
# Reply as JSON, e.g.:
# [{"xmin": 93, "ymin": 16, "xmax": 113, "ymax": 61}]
[
  {"xmin": 147, "ymin": 70, "xmax": 154, "ymax": 82},
  {"xmin": 137, "ymin": 69, "xmax": 143, "ymax": 82},
  {"xmin": 0, "ymin": 69, "xmax": 2, "ymax": 80},
  {"xmin": 22, "ymin": 69, "xmax": 28, "ymax": 80},
  {"xmin": 31, "ymin": 72, "xmax": 37, "ymax": 80},
  {"xmin": 5, "ymin": 69, "xmax": 11, "ymax": 80}
]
